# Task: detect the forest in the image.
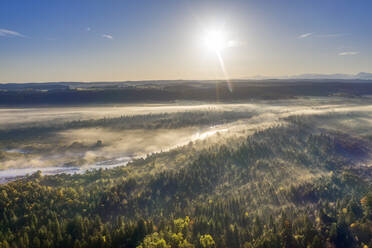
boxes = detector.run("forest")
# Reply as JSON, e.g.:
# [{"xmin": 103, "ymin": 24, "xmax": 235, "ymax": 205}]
[
  {"xmin": 2, "ymin": 106, "xmax": 372, "ymax": 247},
  {"xmin": 1, "ymin": 80, "xmax": 372, "ymax": 105}
]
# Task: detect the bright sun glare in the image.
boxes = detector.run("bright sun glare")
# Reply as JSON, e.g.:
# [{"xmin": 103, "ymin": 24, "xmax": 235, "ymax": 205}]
[
  {"xmin": 204, "ymin": 29, "xmax": 227, "ymax": 52},
  {"xmin": 202, "ymin": 27, "xmax": 233, "ymax": 92}
]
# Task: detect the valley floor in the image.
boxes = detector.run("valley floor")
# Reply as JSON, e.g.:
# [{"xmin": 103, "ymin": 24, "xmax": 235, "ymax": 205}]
[{"xmin": 2, "ymin": 97, "xmax": 372, "ymax": 247}]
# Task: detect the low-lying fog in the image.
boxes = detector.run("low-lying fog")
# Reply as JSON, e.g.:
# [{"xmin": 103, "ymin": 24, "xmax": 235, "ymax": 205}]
[
  {"xmin": 0, "ymin": 103, "xmax": 220, "ymax": 129},
  {"xmin": 2, "ymin": 97, "xmax": 372, "ymax": 183}
]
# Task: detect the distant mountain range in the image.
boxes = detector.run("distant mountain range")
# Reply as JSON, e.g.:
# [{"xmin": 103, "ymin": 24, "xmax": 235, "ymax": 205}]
[{"xmin": 249, "ymin": 72, "xmax": 372, "ymax": 80}]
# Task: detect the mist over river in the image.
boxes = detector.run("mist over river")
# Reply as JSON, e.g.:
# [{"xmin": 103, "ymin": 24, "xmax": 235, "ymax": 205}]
[{"xmin": 2, "ymin": 98, "xmax": 372, "ymax": 183}]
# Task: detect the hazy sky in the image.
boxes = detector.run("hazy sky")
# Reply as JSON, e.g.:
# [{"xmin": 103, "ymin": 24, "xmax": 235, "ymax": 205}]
[{"xmin": 1, "ymin": 0, "xmax": 372, "ymax": 83}]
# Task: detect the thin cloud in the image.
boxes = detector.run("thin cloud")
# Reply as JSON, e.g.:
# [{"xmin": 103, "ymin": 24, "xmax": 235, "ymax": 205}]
[
  {"xmin": 0, "ymin": 28, "xmax": 25, "ymax": 38},
  {"xmin": 298, "ymin": 33, "xmax": 313, "ymax": 39},
  {"xmin": 339, "ymin": 51, "xmax": 359, "ymax": 56},
  {"xmin": 86, "ymin": 27, "xmax": 91, "ymax": 32},
  {"xmin": 318, "ymin": 33, "xmax": 349, "ymax": 38},
  {"xmin": 102, "ymin": 34, "xmax": 113, "ymax": 40},
  {"xmin": 298, "ymin": 32, "xmax": 349, "ymax": 39}
]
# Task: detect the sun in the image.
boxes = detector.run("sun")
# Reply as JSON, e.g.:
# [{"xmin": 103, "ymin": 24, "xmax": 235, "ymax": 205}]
[
  {"xmin": 200, "ymin": 26, "xmax": 234, "ymax": 92},
  {"xmin": 203, "ymin": 29, "xmax": 227, "ymax": 52}
]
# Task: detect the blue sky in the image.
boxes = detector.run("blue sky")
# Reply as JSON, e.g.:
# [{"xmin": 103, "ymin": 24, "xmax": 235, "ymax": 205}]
[{"xmin": 1, "ymin": 0, "xmax": 371, "ymax": 83}]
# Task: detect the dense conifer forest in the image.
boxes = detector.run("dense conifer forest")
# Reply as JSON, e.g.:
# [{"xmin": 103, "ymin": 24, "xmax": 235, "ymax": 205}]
[{"xmin": 2, "ymin": 111, "xmax": 372, "ymax": 248}]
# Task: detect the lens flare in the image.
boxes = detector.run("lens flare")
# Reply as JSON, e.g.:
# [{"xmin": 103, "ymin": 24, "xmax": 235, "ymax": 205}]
[{"xmin": 216, "ymin": 51, "xmax": 232, "ymax": 92}]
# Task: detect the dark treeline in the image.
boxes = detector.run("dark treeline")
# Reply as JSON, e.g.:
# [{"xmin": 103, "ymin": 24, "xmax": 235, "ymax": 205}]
[
  {"xmin": 1, "ymin": 80, "xmax": 372, "ymax": 105},
  {"xmin": 2, "ymin": 118, "xmax": 372, "ymax": 247}
]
